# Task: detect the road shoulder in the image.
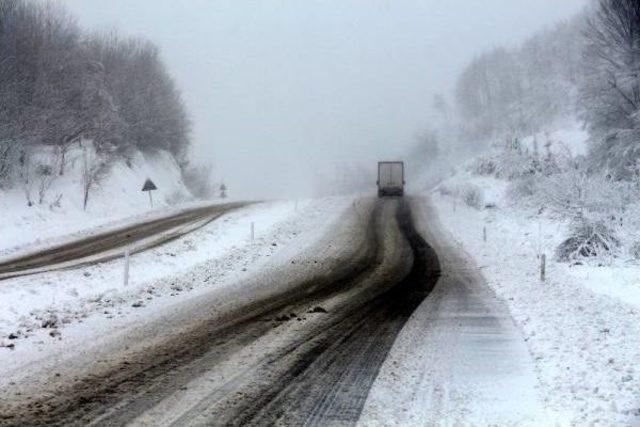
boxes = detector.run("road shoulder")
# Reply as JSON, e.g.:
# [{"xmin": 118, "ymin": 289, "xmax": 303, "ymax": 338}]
[
  {"xmin": 359, "ymin": 196, "xmax": 552, "ymax": 426},
  {"xmin": 423, "ymin": 192, "xmax": 640, "ymax": 426}
]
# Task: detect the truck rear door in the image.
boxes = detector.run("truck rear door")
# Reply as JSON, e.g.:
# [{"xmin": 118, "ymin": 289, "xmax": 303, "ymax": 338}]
[{"xmin": 379, "ymin": 162, "xmax": 403, "ymax": 188}]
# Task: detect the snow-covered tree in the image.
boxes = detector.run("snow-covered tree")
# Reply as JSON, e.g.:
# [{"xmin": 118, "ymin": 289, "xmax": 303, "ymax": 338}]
[
  {"xmin": 580, "ymin": 0, "xmax": 640, "ymax": 177},
  {"xmin": 580, "ymin": 0, "xmax": 640, "ymax": 134},
  {"xmin": 0, "ymin": 0, "xmax": 191, "ymax": 189},
  {"xmin": 454, "ymin": 16, "xmax": 584, "ymax": 143}
]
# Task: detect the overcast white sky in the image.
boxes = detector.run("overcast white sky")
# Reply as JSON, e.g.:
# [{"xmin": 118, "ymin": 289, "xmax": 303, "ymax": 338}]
[{"xmin": 64, "ymin": 0, "xmax": 588, "ymax": 199}]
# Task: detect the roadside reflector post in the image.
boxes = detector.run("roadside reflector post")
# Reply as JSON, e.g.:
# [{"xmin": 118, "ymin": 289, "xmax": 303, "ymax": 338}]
[
  {"xmin": 540, "ymin": 253, "xmax": 546, "ymax": 282},
  {"xmin": 483, "ymin": 226, "xmax": 487, "ymax": 242},
  {"xmin": 251, "ymin": 222, "xmax": 255, "ymax": 241},
  {"xmin": 124, "ymin": 248, "xmax": 130, "ymax": 287}
]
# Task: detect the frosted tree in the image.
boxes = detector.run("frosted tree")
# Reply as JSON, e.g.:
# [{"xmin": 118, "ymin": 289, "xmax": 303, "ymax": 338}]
[
  {"xmin": 454, "ymin": 16, "xmax": 584, "ymax": 143},
  {"xmin": 580, "ymin": 0, "xmax": 640, "ymax": 177},
  {"xmin": 81, "ymin": 144, "xmax": 103, "ymax": 211},
  {"xmin": 0, "ymin": 0, "xmax": 191, "ymax": 189},
  {"xmin": 580, "ymin": 0, "xmax": 640, "ymax": 134}
]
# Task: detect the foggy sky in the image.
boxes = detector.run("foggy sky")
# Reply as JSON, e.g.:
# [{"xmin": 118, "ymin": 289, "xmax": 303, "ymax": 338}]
[{"xmin": 64, "ymin": 0, "xmax": 588, "ymax": 199}]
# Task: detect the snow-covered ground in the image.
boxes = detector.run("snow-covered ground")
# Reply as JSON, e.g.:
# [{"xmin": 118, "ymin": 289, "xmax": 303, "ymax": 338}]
[
  {"xmin": 0, "ymin": 196, "xmax": 355, "ymax": 359},
  {"xmin": 424, "ymin": 187, "xmax": 640, "ymax": 425},
  {"xmin": 519, "ymin": 119, "xmax": 590, "ymax": 158},
  {"xmin": 0, "ymin": 147, "xmax": 203, "ymax": 256}
]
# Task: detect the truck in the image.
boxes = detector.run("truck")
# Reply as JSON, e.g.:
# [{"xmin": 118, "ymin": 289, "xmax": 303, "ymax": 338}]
[{"xmin": 377, "ymin": 161, "xmax": 405, "ymax": 197}]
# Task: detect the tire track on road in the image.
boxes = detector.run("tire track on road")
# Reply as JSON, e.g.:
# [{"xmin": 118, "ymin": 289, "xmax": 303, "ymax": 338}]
[
  {"xmin": 0, "ymin": 198, "xmax": 440, "ymax": 427},
  {"xmin": 219, "ymin": 199, "xmax": 439, "ymax": 427}
]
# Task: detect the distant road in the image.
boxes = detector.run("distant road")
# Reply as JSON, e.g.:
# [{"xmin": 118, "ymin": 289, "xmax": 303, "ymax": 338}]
[{"xmin": 0, "ymin": 201, "xmax": 248, "ymax": 280}]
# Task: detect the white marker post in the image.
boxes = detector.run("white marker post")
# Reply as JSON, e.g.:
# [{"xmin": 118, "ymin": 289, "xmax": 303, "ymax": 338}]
[
  {"xmin": 540, "ymin": 253, "xmax": 546, "ymax": 282},
  {"xmin": 251, "ymin": 222, "xmax": 255, "ymax": 241},
  {"xmin": 124, "ymin": 248, "xmax": 130, "ymax": 286}
]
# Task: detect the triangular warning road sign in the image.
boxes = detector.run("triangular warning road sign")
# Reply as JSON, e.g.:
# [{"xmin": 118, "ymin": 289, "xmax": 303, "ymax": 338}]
[{"xmin": 142, "ymin": 178, "xmax": 157, "ymax": 192}]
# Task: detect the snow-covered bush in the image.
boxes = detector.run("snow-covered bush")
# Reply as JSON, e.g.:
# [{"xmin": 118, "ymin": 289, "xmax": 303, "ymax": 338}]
[
  {"xmin": 506, "ymin": 176, "xmax": 538, "ymax": 203},
  {"xmin": 472, "ymin": 154, "xmax": 498, "ymax": 176},
  {"xmin": 462, "ymin": 184, "xmax": 484, "ymax": 209},
  {"xmin": 630, "ymin": 241, "xmax": 640, "ymax": 261},
  {"xmin": 470, "ymin": 137, "xmax": 541, "ymax": 181},
  {"xmin": 536, "ymin": 170, "xmax": 629, "ymax": 218},
  {"xmin": 182, "ymin": 164, "xmax": 214, "ymax": 199},
  {"xmin": 436, "ymin": 181, "xmax": 484, "ymax": 210},
  {"xmin": 556, "ymin": 217, "xmax": 620, "ymax": 262},
  {"xmin": 496, "ymin": 153, "xmax": 539, "ymax": 181},
  {"xmin": 587, "ymin": 129, "xmax": 640, "ymax": 180},
  {"xmin": 436, "ymin": 182, "xmax": 456, "ymax": 197}
]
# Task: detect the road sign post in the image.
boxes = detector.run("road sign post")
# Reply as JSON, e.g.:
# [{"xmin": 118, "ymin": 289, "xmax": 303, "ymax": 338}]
[{"xmin": 142, "ymin": 178, "xmax": 158, "ymax": 208}]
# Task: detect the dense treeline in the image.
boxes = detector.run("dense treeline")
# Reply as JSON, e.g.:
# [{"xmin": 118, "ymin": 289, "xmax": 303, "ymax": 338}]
[
  {"xmin": 0, "ymin": 0, "xmax": 190, "ymax": 188},
  {"xmin": 454, "ymin": 15, "xmax": 584, "ymax": 141},
  {"xmin": 446, "ymin": 0, "xmax": 640, "ymax": 263},
  {"xmin": 580, "ymin": 0, "xmax": 640, "ymax": 178},
  {"xmin": 454, "ymin": 0, "xmax": 640, "ymax": 178}
]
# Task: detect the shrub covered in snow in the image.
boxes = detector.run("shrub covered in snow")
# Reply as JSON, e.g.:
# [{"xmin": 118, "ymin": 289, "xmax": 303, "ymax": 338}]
[
  {"xmin": 462, "ymin": 184, "xmax": 484, "ymax": 209},
  {"xmin": 182, "ymin": 164, "xmax": 215, "ymax": 199},
  {"xmin": 630, "ymin": 241, "xmax": 640, "ymax": 261},
  {"xmin": 537, "ymin": 170, "xmax": 630, "ymax": 217},
  {"xmin": 435, "ymin": 182, "xmax": 456, "ymax": 197},
  {"xmin": 555, "ymin": 217, "xmax": 620, "ymax": 262},
  {"xmin": 588, "ymin": 129, "xmax": 640, "ymax": 180},
  {"xmin": 471, "ymin": 143, "xmax": 540, "ymax": 181},
  {"xmin": 435, "ymin": 181, "xmax": 485, "ymax": 210},
  {"xmin": 471, "ymin": 154, "xmax": 499, "ymax": 177},
  {"xmin": 506, "ymin": 176, "xmax": 538, "ymax": 204}
]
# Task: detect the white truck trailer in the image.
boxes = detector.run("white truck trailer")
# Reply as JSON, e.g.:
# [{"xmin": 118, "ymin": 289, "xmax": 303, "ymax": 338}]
[{"xmin": 377, "ymin": 161, "xmax": 405, "ymax": 197}]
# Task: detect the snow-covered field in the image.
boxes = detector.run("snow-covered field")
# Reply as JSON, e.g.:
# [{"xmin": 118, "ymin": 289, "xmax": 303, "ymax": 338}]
[{"xmin": 427, "ymin": 188, "xmax": 640, "ymax": 426}]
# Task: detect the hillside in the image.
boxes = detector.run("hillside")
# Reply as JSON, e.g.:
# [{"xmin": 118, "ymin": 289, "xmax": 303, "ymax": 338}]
[{"xmin": 0, "ymin": 146, "xmax": 193, "ymax": 255}]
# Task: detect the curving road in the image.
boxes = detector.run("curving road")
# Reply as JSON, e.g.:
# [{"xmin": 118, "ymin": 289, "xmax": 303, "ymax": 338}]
[
  {"xmin": 0, "ymin": 202, "xmax": 247, "ymax": 280},
  {"xmin": 0, "ymin": 198, "xmax": 441, "ymax": 426}
]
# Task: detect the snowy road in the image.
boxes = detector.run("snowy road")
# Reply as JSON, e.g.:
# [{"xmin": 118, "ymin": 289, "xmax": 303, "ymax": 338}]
[
  {"xmin": 360, "ymin": 199, "xmax": 548, "ymax": 425},
  {"xmin": 0, "ymin": 201, "xmax": 246, "ymax": 280},
  {"xmin": 0, "ymin": 197, "xmax": 547, "ymax": 426}
]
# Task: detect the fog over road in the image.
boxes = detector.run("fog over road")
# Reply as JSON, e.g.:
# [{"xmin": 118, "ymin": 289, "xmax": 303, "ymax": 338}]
[{"xmin": 0, "ymin": 198, "xmax": 543, "ymax": 426}]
